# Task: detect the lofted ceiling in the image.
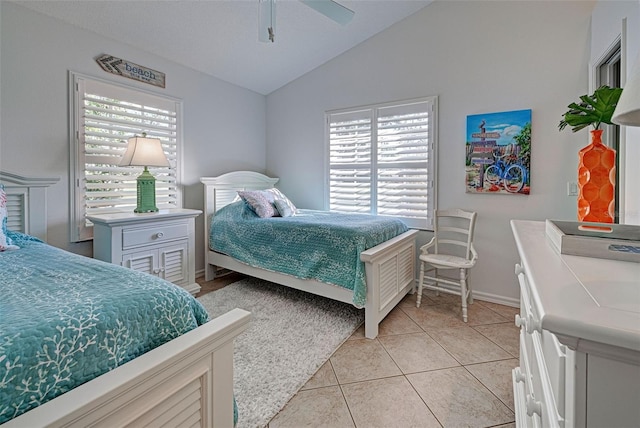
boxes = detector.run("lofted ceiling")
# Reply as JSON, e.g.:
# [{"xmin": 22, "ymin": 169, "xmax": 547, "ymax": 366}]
[{"xmin": 12, "ymin": 0, "xmax": 432, "ymax": 95}]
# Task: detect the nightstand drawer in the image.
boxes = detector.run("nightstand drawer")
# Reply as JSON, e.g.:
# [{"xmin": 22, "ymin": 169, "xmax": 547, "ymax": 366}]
[{"xmin": 122, "ymin": 222, "xmax": 188, "ymax": 248}]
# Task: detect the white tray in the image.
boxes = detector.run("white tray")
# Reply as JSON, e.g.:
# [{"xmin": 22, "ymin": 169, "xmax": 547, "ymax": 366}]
[{"xmin": 545, "ymin": 220, "xmax": 640, "ymax": 263}]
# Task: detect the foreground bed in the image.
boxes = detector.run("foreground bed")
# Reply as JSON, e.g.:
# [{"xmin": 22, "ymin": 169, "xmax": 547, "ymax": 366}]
[
  {"xmin": 201, "ymin": 171, "xmax": 418, "ymax": 339},
  {"xmin": 1, "ymin": 171, "xmax": 250, "ymax": 427}
]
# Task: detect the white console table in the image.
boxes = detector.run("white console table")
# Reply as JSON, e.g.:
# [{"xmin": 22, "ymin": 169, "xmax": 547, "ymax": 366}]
[
  {"xmin": 89, "ymin": 209, "xmax": 202, "ymax": 295},
  {"xmin": 511, "ymin": 220, "xmax": 640, "ymax": 427}
]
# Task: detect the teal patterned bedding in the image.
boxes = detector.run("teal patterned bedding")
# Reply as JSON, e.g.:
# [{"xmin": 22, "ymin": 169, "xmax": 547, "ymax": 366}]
[
  {"xmin": 0, "ymin": 231, "xmax": 209, "ymax": 424},
  {"xmin": 210, "ymin": 201, "xmax": 409, "ymax": 307}
]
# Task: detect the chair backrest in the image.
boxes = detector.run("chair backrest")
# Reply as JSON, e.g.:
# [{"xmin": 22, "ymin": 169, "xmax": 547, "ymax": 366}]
[{"xmin": 433, "ymin": 209, "xmax": 477, "ymax": 260}]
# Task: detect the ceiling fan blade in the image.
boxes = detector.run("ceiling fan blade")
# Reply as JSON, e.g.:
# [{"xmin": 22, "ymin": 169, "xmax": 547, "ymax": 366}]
[{"xmin": 300, "ymin": 0, "xmax": 354, "ymax": 26}]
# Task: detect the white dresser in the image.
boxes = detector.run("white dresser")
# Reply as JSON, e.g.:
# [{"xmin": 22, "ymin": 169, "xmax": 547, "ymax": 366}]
[
  {"xmin": 511, "ymin": 220, "xmax": 640, "ymax": 427},
  {"xmin": 88, "ymin": 209, "xmax": 202, "ymax": 295}
]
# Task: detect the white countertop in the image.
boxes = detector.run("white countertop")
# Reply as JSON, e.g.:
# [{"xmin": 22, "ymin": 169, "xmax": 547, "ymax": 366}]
[{"xmin": 511, "ymin": 220, "xmax": 640, "ymax": 354}]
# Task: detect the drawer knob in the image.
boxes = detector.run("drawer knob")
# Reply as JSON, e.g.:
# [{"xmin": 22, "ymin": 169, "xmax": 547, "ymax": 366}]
[
  {"xmin": 526, "ymin": 316, "xmax": 541, "ymax": 334},
  {"xmin": 155, "ymin": 232, "xmax": 165, "ymax": 239},
  {"xmin": 515, "ymin": 314, "xmax": 526, "ymax": 329},
  {"xmin": 514, "ymin": 367, "xmax": 526, "ymax": 383},
  {"xmin": 526, "ymin": 396, "xmax": 542, "ymax": 416},
  {"xmin": 515, "ymin": 263, "xmax": 525, "ymax": 276}
]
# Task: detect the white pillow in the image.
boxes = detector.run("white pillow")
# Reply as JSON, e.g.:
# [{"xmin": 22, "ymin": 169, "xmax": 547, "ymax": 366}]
[{"xmin": 265, "ymin": 188, "xmax": 298, "ymax": 216}]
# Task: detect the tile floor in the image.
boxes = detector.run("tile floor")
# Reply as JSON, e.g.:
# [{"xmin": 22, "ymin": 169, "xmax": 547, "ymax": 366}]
[
  {"xmin": 268, "ymin": 290, "xmax": 520, "ymax": 428},
  {"xmin": 197, "ymin": 276, "xmax": 520, "ymax": 428}
]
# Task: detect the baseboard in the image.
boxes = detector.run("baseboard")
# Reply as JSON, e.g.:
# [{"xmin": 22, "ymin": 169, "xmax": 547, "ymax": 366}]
[
  {"xmin": 413, "ymin": 279, "xmax": 520, "ymax": 308},
  {"xmin": 195, "ymin": 272, "xmax": 521, "ymax": 308}
]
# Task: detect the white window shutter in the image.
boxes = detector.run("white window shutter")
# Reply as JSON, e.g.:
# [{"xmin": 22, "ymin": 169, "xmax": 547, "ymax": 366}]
[
  {"xmin": 70, "ymin": 73, "xmax": 182, "ymax": 242},
  {"xmin": 327, "ymin": 97, "xmax": 436, "ymax": 230}
]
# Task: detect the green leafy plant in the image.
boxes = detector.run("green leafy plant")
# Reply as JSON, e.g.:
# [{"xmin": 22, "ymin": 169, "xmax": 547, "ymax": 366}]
[{"xmin": 558, "ymin": 85, "xmax": 623, "ymax": 132}]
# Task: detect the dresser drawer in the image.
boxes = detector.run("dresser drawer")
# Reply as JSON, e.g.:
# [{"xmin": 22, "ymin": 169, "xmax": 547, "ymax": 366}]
[
  {"xmin": 539, "ymin": 329, "xmax": 566, "ymax": 418},
  {"xmin": 516, "ymin": 262, "xmax": 565, "ymax": 427},
  {"xmin": 516, "ymin": 333, "xmax": 542, "ymax": 428},
  {"xmin": 122, "ymin": 222, "xmax": 188, "ymax": 248}
]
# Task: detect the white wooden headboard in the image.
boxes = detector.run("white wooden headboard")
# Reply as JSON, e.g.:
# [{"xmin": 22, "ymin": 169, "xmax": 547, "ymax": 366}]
[
  {"xmin": 200, "ymin": 171, "xmax": 278, "ymax": 253},
  {"xmin": 200, "ymin": 171, "xmax": 279, "ymax": 216},
  {"xmin": 0, "ymin": 171, "xmax": 59, "ymax": 241}
]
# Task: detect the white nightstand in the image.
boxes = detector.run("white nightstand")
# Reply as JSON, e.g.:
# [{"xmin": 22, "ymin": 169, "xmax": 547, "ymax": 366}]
[{"xmin": 88, "ymin": 209, "xmax": 202, "ymax": 295}]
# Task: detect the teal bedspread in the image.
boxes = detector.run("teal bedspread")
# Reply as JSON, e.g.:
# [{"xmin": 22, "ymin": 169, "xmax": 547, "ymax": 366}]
[
  {"xmin": 210, "ymin": 201, "xmax": 409, "ymax": 307},
  {"xmin": 0, "ymin": 232, "xmax": 209, "ymax": 423}
]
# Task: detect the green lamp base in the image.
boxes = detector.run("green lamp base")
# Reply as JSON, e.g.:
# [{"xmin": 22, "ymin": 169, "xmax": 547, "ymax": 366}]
[{"xmin": 134, "ymin": 167, "xmax": 159, "ymax": 213}]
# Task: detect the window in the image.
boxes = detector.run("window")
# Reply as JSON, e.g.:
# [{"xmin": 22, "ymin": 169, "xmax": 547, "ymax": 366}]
[
  {"xmin": 70, "ymin": 72, "xmax": 182, "ymax": 242},
  {"xmin": 326, "ymin": 97, "xmax": 437, "ymax": 230},
  {"xmin": 595, "ymin": 44, "xmax": 621, "ymax": 223}
]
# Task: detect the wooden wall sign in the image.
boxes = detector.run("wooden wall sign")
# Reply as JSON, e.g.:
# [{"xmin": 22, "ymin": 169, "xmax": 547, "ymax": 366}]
[{"xmin": 95, "ymin": 54, "xmax": 166, "ymax": 88}]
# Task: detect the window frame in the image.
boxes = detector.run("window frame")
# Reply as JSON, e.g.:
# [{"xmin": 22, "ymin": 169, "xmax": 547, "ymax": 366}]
[
  {"xmin": 69, "ymin": 71, "xmax": 184, "ymax": 242},
  {"xmin": 324, "ymin": 96, "xmax": 438, "ymax": 230}
]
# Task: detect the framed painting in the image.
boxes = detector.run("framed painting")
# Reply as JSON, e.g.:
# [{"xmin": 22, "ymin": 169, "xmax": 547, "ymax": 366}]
[{"xmin": 465, "ymin": 109, "xmax": 531, "ymax": 195}]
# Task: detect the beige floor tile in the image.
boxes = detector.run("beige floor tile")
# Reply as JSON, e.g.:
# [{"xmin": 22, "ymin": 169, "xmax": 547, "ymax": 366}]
[
  {"xmin": 452, "ymin": 303, "xmax": 511, "ymax": 326},
  {"xmin": 407, "ymin": 367, "xmax": 514, "ymax": 428},
  {"xmin": 300, "ymin": 360, "xmax": 338, "ymax": 391},
  {"xmin": 347, "ymin": 306, "xmax": 422, "ymax": 339},
  {"xmin": 378, "ymin": 306, "xmax": 423, "ymax": 336},
  {"xmin": 428, "ymin": 326, "xmax": 512, "ymax": 365},
  {"xmin": 330, "ymin": 339, "xmax": 401, "ymax": 384},
  {"xmin": 478, "ymin": 301, "xmax": 520, "ymax": 321},
  {"xmin": 341, "ymin": 376, "xmax": 441, "ymax": 428},
  {"xmin": 466, "ymin": 359, "xmax": 519, "ymax": 411},
  {"xmin": 401, "ymin": 303, "xmax": 467, "ymax": 330},
  {"xmin": 473, "ymin": 323, "xmax": 520, "ymax": 357},
  {"xmin": 399, "ymin": 291, "xmax": 436, "ymax": 308},
  {"xmin": 418, "ymin": 287, "xmax": 463, "ymax": 305},
  {"xmin": 348, "ymin": 324, "xmax": 365, "ymax": 340},
  {"xmin": 378, "ymin": 332, "xmax": 459, "ymax": 374},
  {"xmin": 269, "ymin": 386, "xmax": 355, "ymax": 428}
]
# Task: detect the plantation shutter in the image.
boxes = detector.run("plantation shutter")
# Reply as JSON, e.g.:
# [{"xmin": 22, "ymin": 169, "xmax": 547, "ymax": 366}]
[
  {"xmin": 328, "ymin": 110, "xmax": 373, "ymax": 213},
  {"xmin": 327, "ymin": 97, "xmax": 436, "ymax": 230},
  {"xmin": 71, "ymin": 73, "xmax": 182, "ymax": 242}
]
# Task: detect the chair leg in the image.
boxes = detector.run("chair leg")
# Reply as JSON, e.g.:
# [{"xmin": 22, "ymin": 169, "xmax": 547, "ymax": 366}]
[
  {"xmin": 417, "ymin": 262, "xmax": 425, "ymax": 308},
  {"xmin": 467, "ymin": 270, "xmax": 474, "ymax": 304},
  {"xmin": 460, "ymin": 268, "xmax": 468, "ymax": 323},
  {"xmin": 434, "ymin": 268, "xmax": 440, "ymax": 296}
]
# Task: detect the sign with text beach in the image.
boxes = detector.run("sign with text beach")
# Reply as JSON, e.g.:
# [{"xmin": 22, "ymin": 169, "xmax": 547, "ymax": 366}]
[
  {"xmin": 465, "ymin": 109, "xmax": 531, "ymax": 195},
  {"xmin": 96, "ymin": 54, "xmax": 166, "ymax": 88}
]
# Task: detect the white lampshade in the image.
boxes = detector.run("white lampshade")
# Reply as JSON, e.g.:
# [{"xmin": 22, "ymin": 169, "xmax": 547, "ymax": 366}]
[
  {"xmin": 612, "ymin": 53, "xmax": 640, "ymax": 126},
  {"xmin": 119, "ymin": 134, "xmax": 170, "ymax": 167}
]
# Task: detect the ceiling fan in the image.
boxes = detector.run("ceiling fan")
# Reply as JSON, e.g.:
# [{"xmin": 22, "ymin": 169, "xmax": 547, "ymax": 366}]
[{"xmin": 259, "ymin": 0, "xmax": 355, "ymax": 43}]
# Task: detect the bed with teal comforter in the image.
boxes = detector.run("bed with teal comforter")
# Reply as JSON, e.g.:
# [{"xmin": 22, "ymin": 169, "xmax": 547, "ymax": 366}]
[
  {"xmin": 209, "ymin": 201, "xmax": 409, "ymax": 307},
  {"xmin": 0, "ymin": 231, "xmax": 210, "ymax": 424}
]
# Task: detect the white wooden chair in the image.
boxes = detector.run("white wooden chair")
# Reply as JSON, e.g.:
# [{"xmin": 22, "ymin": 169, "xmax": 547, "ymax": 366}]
[{"xmin": 416, "ymin": 209, "xmax": 478, "ymax": 322}]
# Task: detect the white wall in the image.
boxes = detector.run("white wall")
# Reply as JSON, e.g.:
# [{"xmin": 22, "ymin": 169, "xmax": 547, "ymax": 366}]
[
  {"xmin": 591, "ymin": 0, "xmax": 640, "ymax": 225},
  {"xmin": 265, "ymin": 0, "xmax": 599, "ymax": 305},
  {"xmin": 0, "ymin": 2, "xmax": 267, "ymax": 271}
]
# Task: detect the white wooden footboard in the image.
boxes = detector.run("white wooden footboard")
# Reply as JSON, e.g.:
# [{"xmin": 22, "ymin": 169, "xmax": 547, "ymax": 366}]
[
  {"xmin": 5, "ymin": 309, "xmax": 251, "ymax": 428},
  {"xmin": 361, "ymin": 229, "xmax": 418, "ymax": 338}
]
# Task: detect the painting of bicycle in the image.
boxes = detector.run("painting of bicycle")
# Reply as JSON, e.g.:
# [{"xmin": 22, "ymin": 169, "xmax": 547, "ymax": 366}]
[{"xmin": 465, "ymin": 109, "xmax": 531, "ymax": 195}]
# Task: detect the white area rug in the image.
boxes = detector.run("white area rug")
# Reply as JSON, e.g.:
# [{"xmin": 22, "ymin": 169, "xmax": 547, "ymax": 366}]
[{"xmin": 197, "ymin": 277, "xmax": 364, "ymax": 428}]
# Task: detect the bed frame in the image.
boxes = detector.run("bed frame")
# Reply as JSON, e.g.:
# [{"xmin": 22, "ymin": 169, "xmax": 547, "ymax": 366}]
[
  {"xmin": 201, "ymin": 171, "xmax": 418, "ymax": 339},
  {"xmin": 1, "ymin": 171, "xmax": 250, "ymax": 428}
]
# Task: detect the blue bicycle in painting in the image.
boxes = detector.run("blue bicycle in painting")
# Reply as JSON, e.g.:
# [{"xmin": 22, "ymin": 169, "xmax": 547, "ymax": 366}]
[{"xmin": 484, "ymin": 150, "xmax": 528, "ymax": 193}]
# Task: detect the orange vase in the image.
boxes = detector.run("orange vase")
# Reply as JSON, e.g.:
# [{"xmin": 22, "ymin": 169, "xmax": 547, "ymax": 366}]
[{"xmin": 577, "ymin": 129, "xmax": 615, "ymax": 223}]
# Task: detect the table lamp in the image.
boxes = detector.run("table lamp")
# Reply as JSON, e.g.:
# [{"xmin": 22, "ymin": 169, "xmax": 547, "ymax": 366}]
[{"xmin": 119, "ymin": 133, "xmax": 170, "ymax": 213}]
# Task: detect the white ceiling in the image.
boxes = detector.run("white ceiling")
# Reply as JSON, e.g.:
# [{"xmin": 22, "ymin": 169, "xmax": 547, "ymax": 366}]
[{"xmin": 13, "ymin": 0, "xmax": 432, "ymax": 95}]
